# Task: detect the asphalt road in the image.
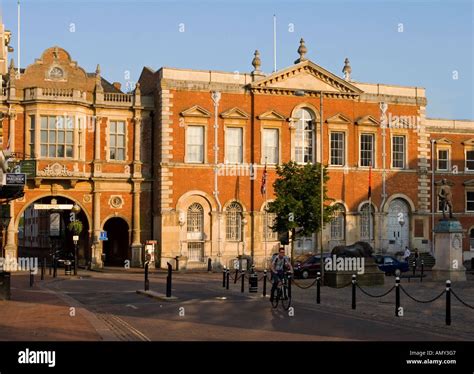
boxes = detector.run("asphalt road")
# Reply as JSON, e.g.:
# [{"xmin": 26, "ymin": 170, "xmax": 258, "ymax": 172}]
[{"xmin": 42, "ymin": 271, "xmax": 466, "ymax": 341}]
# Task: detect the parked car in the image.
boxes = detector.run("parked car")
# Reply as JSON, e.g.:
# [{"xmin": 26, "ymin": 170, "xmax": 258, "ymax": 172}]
[
  {"xmin": 293, "ymin": 254, "xmax": 331, "ymax": 279},
  {"xmin": 373, "ymin": 255, "xmax": 409, "ymax": 276}
]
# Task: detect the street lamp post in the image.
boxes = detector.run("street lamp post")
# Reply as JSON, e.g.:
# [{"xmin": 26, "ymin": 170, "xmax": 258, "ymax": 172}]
[
  {"xmin": 71, "ymin": 203, "xmax": 81, "ymax": 276},
  {"xmin": 0, "ymin": 204, "xmax": 11, "ymax": 258},
  {"xmin": 399, "ymin": 216, "xmax": 405, "ymax": 253}
]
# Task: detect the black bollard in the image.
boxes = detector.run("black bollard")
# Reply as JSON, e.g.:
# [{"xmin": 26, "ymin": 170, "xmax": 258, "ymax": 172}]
[
  {"xmin": 226, "ymin": 269, "xmax": 230, "ymax": 290},
  {"xmin": 222, "ymin": 266, "xmax": 226, "ymax": 288},
  {"xmin": 175, "ymin": 256, "xmax": 179, "ymax": 272},
  {"xmin": 471, "ymin": 257, "xmax": 474, "ymax": 271},
  {"xmin": 166, "ymin": 262, "xmax": 172, "ymax": 297},
  {"xmin": 445, "ymin": 280, "xmax": 451, "ymax": 326},
  {"xmin": 316, "ymin": 272, "xmax": 321, "ymax": 304},
  {"xmin": 207, "ymin": 258, "xmax": 212, "ymax": 272},
  {"xmin": 234, "ymin": 268, "xmax": 239, "ymax": 284},
  {"xmin": 351, "ymin": 274, "xmax": 356, "ymax": 310},
  {"xmin": 241, "ymin": 270, "xmax": 245, "ymax": 293},
  {"xmin": 412, "ymin": 261, "xmax": 416, "ymax": 277},
  {"xmin": 420, "ymin": 260, "xmax": 424, "ymax": 282},
  {"xmin": 29, "ymin": 269, "xmax": 34, "ymax": 287},
  {"xmin": 144, "ymin": 261, "xmax": 149, "ymax": 291},
  {"xmin": 395, "ymin": 277, "xmax": 400, "ymax": 317},
  {"xmin": 41, "ymin": 258, "xmax": 45, "ymax": 281},
  {"xmin": 263, "ymin": 270, "xmax": 267, "ymax": 297},
  {"xmin": 53, "ymin": 258, "xmax": 57, "ymax": 278}
]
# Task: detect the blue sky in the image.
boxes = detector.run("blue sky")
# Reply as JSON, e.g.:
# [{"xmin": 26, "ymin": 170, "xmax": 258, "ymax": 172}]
[{"xmin": 0, "ymin": 0, "xmax": 472, "ymax": 119}]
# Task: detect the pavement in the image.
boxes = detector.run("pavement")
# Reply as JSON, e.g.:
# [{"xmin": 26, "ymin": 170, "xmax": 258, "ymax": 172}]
[{"xmin": 0, "ymin": 268, "xmax": 472, "ymax": 341}]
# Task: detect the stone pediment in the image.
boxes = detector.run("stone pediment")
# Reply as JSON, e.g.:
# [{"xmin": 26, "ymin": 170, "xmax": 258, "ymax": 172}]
[
  {"xmin": 251, "ymin": 60, "xmax": 363, "ymax": 96},
  {"xmin": 326, "ymin": 113, "xmax": 352, "ymax": 125},
  {"xmin": 463, "ymin": 179, "xmax": 474, "ymax": 186},
  {"xmin": 462, "ymin": 138, "xmax": 474, "ymax": 146},
  {"xmin": 180, "ymin": 105, "xmax": 211, "ymax": 118},
  {"xmin": 257, "ymin": 110, "xmax": 286, "ymax": 121},
  {"xmin": 435, "ymin": 137, "xmax": 452, "ymax": 145},
  {"xmin": 220, "ymin": 107, "xmax": 249, "ymax": 119},
  {"xmin": 356, "ymin": 115, "xmax": 379, "ymax": 126}
]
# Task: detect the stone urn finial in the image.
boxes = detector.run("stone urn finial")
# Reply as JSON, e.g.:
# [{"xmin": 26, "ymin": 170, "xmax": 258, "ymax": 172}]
[
  {"xmin": 252, "ymin": 50, "xmax": 261, "ymax": 72},
  {"xmin": 342, "ymin": 57, "xmax": 352, "ymax": 81},
  {"xmin": 294, "ymin": 38, "xmax": 308, "ymax": 64}
]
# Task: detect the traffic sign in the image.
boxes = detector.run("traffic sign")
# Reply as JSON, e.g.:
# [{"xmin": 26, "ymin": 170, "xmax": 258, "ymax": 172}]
[{"xmin": 99, "ymin": 231, "xmax": 108, "ymax": 241}]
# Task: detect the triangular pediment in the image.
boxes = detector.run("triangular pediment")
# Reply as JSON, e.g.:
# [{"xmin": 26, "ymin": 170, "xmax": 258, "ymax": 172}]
[
  {"xmin": 356, "ymin": 115, "xmax": 379, "ymax": 126},
  {"xmin": 326, "ymin": 113, "xmax": 352, "ymax": 125},
  {"xmin": 464, "ymin": 179, "xmax": 474, "ymax": 186},
  {"xmin": 257, "ymin": 110, "xmax": 286, "ymax": 121},
  {"xmin": 462, "ymin": 138, "xmax": 474, "ymax": 146},
  {"xmin": 251, "ymin": 60, "xmax": 363, "ymax": 96},
  {"xmin": 220, "ymin": 107, "xmax": 249, "ymax": 119},
  {"xmin": 435, "ymin": 137, "xmax": 452, "ymax": 145},
  {"xmin": 180, "ymin": 105, "xmax": 211, "ymax": 118}
]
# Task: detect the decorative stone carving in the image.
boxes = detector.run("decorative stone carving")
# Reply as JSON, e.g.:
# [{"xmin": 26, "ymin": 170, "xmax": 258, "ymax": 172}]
[
  {"xmin": 109, "ymin": 195, "xmax": 124, "ymax": 209},
  {"xmin": 37, "ymin": 163, "xmax": 73, "ymax": 177},
  {"xmin": 83, "ymin": 194, "xmax": 92, "ymax": 204}
]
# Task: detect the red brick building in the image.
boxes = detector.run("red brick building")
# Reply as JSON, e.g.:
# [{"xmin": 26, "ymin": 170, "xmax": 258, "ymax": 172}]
[{"xmin": 139, "ymin": 39, "xmax": 474, "ymax": 269}]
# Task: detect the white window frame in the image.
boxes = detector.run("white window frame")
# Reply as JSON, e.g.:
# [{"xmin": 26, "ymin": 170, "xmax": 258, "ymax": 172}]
[
  {"xmin": 359, "ymin": 133, "xmax": 375, "ymax": 167},
  {"xmin": 294, "ymin": 108, "xmax": 315, "ymax": 164},
  {"xmin": 262, "ymin": 128, "xmax": 280, "ymax": 165},
  {"xmin": 107, "ymin": 119, "xmax": 127, "ymax": 162},
  {"xmin": 437, "ymin": 147, "xmax": 450, "ymax": 171},
  {"xmin": 465, "ymin": 148, "xmax": 474, "ymax": 172},
  {"xmin": 391, "ymin": 135, "xmax": 406, "ymax": 169},
  {"xmin": 466, "ymin": 190, "xmax": 474, "ymax": 212},
  {"xmin": 225, "ymin": 127, "xmax": 244, "ymax": 164},
  {"xmin": 38, "ymin": 115, "xmax": 77, "ymax": 160},
  {"xmin": 330, "ymin": 204, "xmax": 345, "ymax": 240},
  {"xmin": 185, "ymin": 125, "xmax": 205, "ymax": 164},
  {"xmin": 329, "ymin": 131, "xmax": 345, "ymax": 166}
]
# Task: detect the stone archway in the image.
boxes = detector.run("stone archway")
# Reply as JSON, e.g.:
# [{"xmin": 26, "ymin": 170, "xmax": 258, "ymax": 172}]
[
  {"xmin": 102, "ymin": 217, "xmax": 130, "ymax": 266},
  {"xmin": 17, "ymin": 196, "xmax": 91, "ymax": 265},
  {"xmin": 387, "ymin": 198, "xmax": 410, "ymax": 253}
]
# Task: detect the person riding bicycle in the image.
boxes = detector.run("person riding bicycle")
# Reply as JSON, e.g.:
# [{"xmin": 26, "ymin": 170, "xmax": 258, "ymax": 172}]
[{"xmin": 270, "ymin": 247, "xmax": 293, "ymax": 302}]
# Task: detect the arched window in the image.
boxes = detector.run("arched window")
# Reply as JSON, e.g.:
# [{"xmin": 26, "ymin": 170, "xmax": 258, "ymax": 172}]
[
  {"xmin": 360, "ymin": 203, "xmax": 374, "ymax": 240},
  {"xmin": 263, "ymin": 203, "xmax": 278, "ymax": 241},
  {"xmin": 331, "ymin": 204, "xmax": 345, "ymax": 240},
  {"xmin": 226, "ymin": 202, "xmax": 243, "ymax": 241},
  {"xmin": 469, "ymin": 228, "xmax": 474, "ymax": 250},
  {"xmin": 187, "ymin": 203, "xmax": 204, "ymax": 233},
  {"xmin": 294, "ymin": 108, "xmax": 315, "ymax": 163}
]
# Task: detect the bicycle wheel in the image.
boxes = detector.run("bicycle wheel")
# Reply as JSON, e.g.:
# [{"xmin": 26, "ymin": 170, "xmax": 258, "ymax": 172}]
[
  {"xmin": 271, "ymin": 288, "xmax": 281, "ymax": 309},
  {"xmin": 281, "ymin": 284, "xmax": 291, "ymax": 311}
]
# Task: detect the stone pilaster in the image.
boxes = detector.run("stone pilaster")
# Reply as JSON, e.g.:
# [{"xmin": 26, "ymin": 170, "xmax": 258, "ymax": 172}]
[
  {"xmin": 159, "ymin": 89, "xmax": 174, "ymax": 211},
  {"xmin": 91, "ymin": 189, "xmax": 102, "ymax": 268},
  {"xmin": 4, "ymin": 201, "xmax": 16, "ymax": 258},
  {"xmin": 131, "ymin": 181, "xmax": 142, "ymax": 267},
  {"xmin": 417, "ymin": 106, "xmax": 430, "ymax": 213}
]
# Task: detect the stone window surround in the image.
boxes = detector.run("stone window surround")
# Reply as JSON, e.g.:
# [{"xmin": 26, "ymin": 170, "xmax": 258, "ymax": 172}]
[
  {"xmin": 105, "ymin": 116, "xmax": 129, "ymax": 163},
  {"xmin": 358, "ymin": 131, "xmax": 377, "ymax": 168},
  {"xmin": 328, "ymin": 130, "xmax": 347, "ymax": 167},
  {"xmin": 224, "ymin": 125, "xmax": 245, "ymax": 164},
  {"xmin": 184, "ymin": 123, "xmax": 207, "ymax": 164},
  {"xmin": 464, "ymin": 146, "xmax": 474, "ymax": 172},
  {"xmin": 25, "ymin": 109, "xmax": 87, "ymax": 161},
  {"xmin": 436, "ymin": 145, "xmax": 451, "ymax": 171},
  {"xmin": 465, "ymin": 188, "xmax": 474, "ymax": 212},
  {"xmin": 390, "ymin": 131, "xmax": 409, "ymax": 170},
  {"xmin": 260, "ymin": 126, "xmax": 281, "ymax": 165}
]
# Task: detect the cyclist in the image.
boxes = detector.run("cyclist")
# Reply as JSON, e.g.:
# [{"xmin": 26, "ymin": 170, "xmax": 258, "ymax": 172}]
[{"xmin": 270, "ymin": 247, "xmax": 293, "ymax": 302}]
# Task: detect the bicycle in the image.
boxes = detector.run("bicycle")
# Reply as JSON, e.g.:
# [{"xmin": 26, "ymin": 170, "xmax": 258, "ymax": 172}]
[{"xmin": 271, "ymin": 271, "xmax": 292, "ymax": 311}]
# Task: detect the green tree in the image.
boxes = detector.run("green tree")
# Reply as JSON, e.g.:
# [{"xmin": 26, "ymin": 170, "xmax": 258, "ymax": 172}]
[{"xmin": 267, "ymin": 161, "xmax": 336, "ymax": 259}]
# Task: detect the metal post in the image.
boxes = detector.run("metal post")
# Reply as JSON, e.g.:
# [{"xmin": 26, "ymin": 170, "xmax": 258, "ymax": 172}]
[
  {"xmin": 74, "ymin": 242, "xmax": 78, "ymax": 276},
  {"xmin": 351, "ymin": 274, "xmax": 356, "ymax": 310},
  {"xmin": 445, "ymin": 280, "xmax": 451, "ymax": 326},
  {"xmin": 263, "ymin": 269, "xmax": 267, "ymax": 297},
  {"xmin": 222, "ymin": 266, "xmax": 226, "ymax": 288},
  {"xmin": 420, "ymin": 260, "xmax": 424, "ymax": 282},
  {"xmin": 241, "ymin": 270, "xmax": 245, "ymax": 293},
  {"xmin": 234, "ymin": 268, "xmax": 239, "ymax": 284},
  {"xmin": 316, "ymin": 271, "xmax": 321, "ymax": 304},
  {"xmin": 144, "ymin": 261, "xmax": 149, "ymax": 291},
  {"xmin": 41, "ymin": 258, "xmax": 45, "ymax": 280},
  {"xmin": 175, "ymin": 256, "xmax": 179, "ymax": 271},
  {"xmin": 207, "ymin": 258, "xmax": 212, "ymax": 272},
  {"xmin": 166, "ymin": 262, "xmax": 172, "ymax": 297},
  {"xmin": 226, "ymin": 269, "xmax": 230, "ymax": 290},
  {"xmin": 53, "ymin": 256, "xmax": 57, "ymax": 278},
  {"xmin": 412, "ymin": 260, "xmax": 416, "ymax": 277},
  {"xmin": 29, "ymin": 269, "xmax": 34, "ymax": 287},
  {"xmin": 287, "ymin": 272, "xmax": 292, "ymax": 300},
  {"xmin": 395, "ymin": 277, "xmax": 400, "ymax": 317}
]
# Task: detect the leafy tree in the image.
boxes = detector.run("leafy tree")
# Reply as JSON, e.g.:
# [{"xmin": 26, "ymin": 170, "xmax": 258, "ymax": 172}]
[{"xmin": 267, "ymin": 161, "xmax": 336, "ymax": 259}]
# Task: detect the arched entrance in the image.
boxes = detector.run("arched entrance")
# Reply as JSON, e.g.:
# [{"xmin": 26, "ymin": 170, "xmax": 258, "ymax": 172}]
[
  {"xmin": 102, "ymin": 217, "xmax": 130, "ymax": 266},
  {"xmin": 387, "ymin": 198, "xmax": 410, "ymax": 253},
  {"xmin": 18, "ymin": 196, "xmax": 91, "ymax": 265}
]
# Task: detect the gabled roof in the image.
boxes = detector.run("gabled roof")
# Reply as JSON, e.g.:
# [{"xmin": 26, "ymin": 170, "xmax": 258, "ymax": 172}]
[
  {"xmin": 356, "ymin": 115, "xmax": 379, "ymax": 126},
  {"xmin": 257, "ymin": 110, "xmax": 287, "ymax": 121},
  {"xmin": 220, "ymin": 107, "xmax": 249, "ymax": 119},
  {"xmin": 326, "ymin": 113, "xmax": 352, "ymax": 125},
  {"xmin": 180, "ymin": 105, "xmax": 211, "ymax": 118},
  {"xmin": 250, "ymin": 60, "xmax": 363, "ymax": 96}
]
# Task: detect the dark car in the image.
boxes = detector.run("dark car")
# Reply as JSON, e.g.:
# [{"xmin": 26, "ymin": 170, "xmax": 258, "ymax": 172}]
[
  {"xmin": 294, "ymin": 254, "xmax": 331, "ymax": 279},
  {"xmin": 373, "ymin": 255, "xmax": 409, "ymax": 276}
]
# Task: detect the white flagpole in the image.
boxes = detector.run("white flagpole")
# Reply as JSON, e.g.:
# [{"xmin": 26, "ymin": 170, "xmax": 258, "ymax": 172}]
[
  {"xmin": 273, "ymin": 15, "xmax": 277, "ymax": 72},
  {"xmin": 264, "ymin": 161, "xmax": 268, "ymax": 269},
  {"xmin": 17, "ymin": 0, "xmax": 20, "ymax": 77}
]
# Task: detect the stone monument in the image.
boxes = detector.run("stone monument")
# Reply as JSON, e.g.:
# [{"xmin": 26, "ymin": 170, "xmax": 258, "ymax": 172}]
[{"xmin": 432, "ymin": 179, "xmax": 466, "ymax": 281}]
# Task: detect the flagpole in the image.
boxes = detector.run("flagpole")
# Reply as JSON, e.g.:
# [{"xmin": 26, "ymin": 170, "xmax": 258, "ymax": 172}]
[
  {"xmin": 264, "ymin": 157, "xmax": 268, "ymax": 269},
  {"xmin": 17, "ymin": 0, "xmax": 20, "ymax": 77},
  {"xmin": 368, "ymin": 162, "xmax": 372, "ymax": 244},
  {"xmin": 273, "ymin": 15, "xmax": 277, "ymax": 72}
]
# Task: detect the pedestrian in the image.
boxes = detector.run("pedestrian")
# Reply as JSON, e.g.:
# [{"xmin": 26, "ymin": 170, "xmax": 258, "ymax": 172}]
[
  {"xmin": 403, "ymin": 246, "xmax": 411, "ymax": 262},
  {"xmin": 414, "ymin": 248, "xmax": 419, "ymax": 266}
]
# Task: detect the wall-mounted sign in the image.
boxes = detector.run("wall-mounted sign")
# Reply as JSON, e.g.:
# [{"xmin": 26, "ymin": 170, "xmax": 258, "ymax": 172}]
[
  {"xmin": 50, "ymin": 213, "xmax": 61, "ymax": 237},
  {"xmin": 5, "ymin": 173, "xmax": 26, "ymax": 185}
]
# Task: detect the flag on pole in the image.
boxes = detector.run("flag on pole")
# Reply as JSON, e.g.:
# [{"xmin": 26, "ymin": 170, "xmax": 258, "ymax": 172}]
[
  {"xmin": 368, "ymin": 162, "xmax": 372, "ymax": 199},
  {"xmin": 261, "ymin": 162, "xmax": 267, "ymax": 196}
]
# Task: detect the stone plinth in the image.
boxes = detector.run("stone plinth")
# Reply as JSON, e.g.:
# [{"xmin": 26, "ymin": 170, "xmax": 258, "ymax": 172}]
[
  {"xmin": 432, "ymin": 219, "xmax": 466, "ymax": 282},
  {"xmin": 324, "ymin": 257, "xmax": 384, "ymax": 288}
]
